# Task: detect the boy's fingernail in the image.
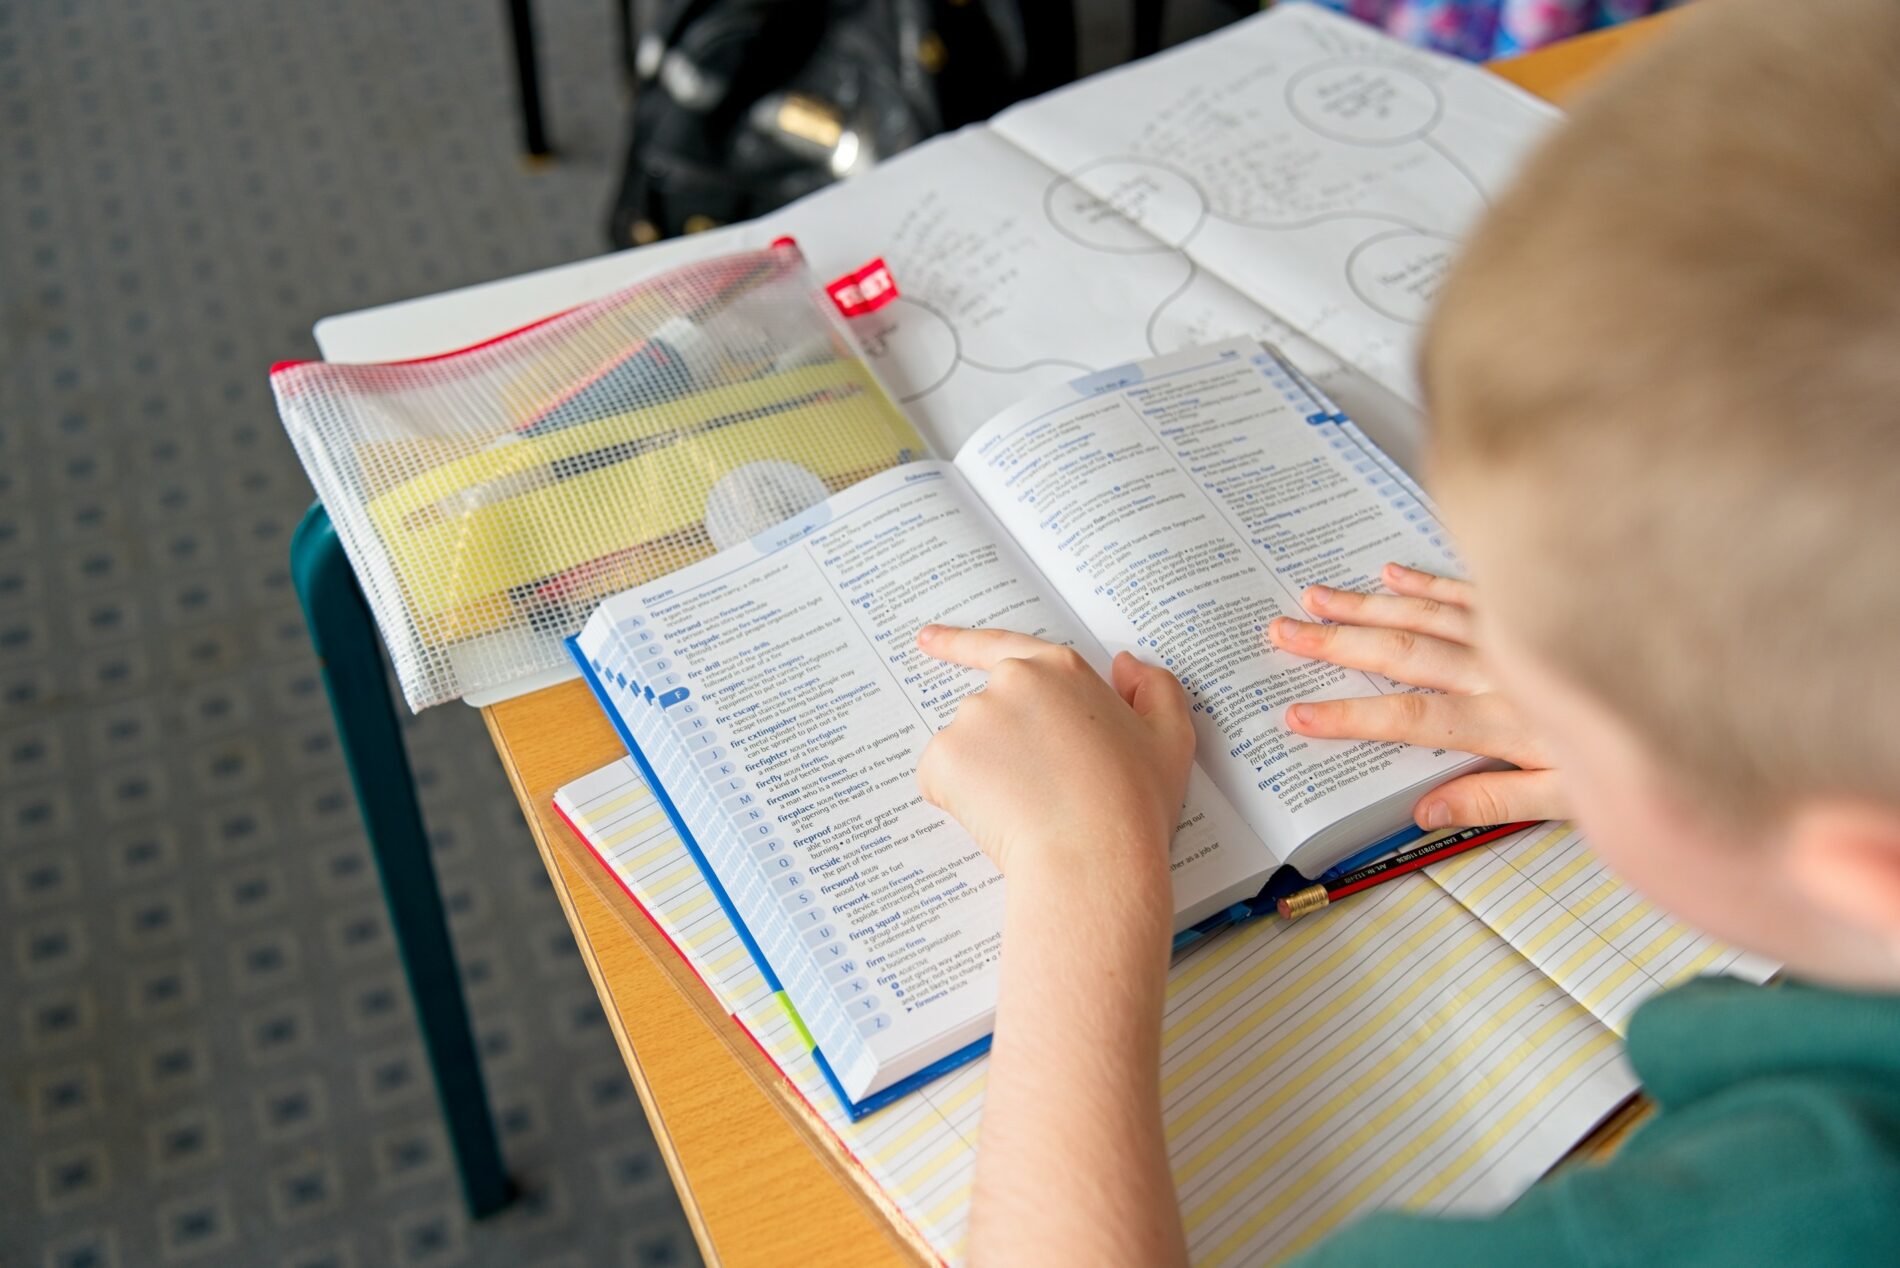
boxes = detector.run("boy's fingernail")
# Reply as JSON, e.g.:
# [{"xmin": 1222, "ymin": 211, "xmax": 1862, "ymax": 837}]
[
  {"xmin": 918, "ymin": 625, "xmax": 939, "ymax": 641},
  {"xmin": 1289, "ymin": 703, "xmax": 1312, "ymax": 726},
  {"xmin": 1421, "ymin": 801, "xmax": 1451, "ymax": 829}
]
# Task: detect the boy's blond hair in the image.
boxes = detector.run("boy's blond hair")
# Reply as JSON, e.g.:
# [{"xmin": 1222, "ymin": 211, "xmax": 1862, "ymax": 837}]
[{"xmin": 1425, "ymin": 0, "xmax": 1900, "ymax": 820}]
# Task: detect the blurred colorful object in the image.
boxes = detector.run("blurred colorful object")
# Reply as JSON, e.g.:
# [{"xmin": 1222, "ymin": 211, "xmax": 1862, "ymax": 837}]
[{"xmin": 1311, "ymin": 0, "xmax": 1680, "ymax": 59}]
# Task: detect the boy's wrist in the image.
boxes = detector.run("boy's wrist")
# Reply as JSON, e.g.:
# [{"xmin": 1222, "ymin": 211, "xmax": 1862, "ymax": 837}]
[
  {"xmin": 1006, "ymin": 829, "xmax": 1175, "ymax": 939},
  {"xmin": 1008, "ymin": 827, "xmax": 1171, "ymax": 891},
  {"xmin": 999, "ymin": 829, "xmax": 1175, "ymax": 1043}
]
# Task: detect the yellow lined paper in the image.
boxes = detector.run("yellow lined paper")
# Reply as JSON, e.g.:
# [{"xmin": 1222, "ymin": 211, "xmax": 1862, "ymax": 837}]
[
  {"xmin": 556, "ymin": 762, "xmax": 1766, "ymax": 1265},
  {"xmin": 1427, "ymin": 824, "xmax": 1772, "ymax": 1034}
]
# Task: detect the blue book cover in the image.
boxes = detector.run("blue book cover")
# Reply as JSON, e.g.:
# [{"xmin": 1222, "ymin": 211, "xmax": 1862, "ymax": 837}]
[{"xmin": 568, "ymin": 635, "xmax": 991, "ymax": 1120}]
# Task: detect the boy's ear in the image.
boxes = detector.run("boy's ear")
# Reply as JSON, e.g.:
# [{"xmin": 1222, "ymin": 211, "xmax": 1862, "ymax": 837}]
[{"xmin": 1785, "ymin": 801, "xmax": 1900, "ymax": 961}]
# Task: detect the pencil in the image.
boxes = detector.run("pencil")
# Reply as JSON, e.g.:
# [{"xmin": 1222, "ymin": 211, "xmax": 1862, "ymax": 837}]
[{"xmin": 1277, "ymin": 821, "xmax": 1537, "ymax": 919}]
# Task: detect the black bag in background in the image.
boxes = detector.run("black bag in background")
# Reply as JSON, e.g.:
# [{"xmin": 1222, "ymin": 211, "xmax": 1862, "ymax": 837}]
[
  {"xmin": 606, "ymin": 0, "xmax": 1252, "ymax": 248},
  {"xmin": 607, "ymin": 0, "xmax": 1047, "ymax": 246}
]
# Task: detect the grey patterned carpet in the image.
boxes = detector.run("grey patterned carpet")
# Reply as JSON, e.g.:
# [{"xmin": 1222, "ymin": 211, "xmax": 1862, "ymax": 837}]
[{"xmin": 0, "ymin": 0, "xmax": 701, "ymax": 1264}]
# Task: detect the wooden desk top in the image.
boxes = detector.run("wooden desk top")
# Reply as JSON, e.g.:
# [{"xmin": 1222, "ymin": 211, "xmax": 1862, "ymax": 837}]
[{"xmin": 485, "ymin": 20, "xmax": 1666, "ymax": 1266}]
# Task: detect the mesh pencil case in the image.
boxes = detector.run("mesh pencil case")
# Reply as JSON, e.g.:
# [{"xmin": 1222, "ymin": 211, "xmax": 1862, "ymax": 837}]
[{"xmin": 272, "ymin": 241, "xmax": 926, "ymax": 710}]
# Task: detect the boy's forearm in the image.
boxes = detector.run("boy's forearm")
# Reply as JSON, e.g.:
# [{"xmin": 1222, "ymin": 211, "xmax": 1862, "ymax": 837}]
[{"xmin": 969, "ymin": 846, "xmax": 1188, "ymax": 1268}]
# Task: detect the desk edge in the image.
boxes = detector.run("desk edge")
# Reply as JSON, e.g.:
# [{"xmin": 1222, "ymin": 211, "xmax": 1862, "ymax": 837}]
[{"xmin": 483, "ymin": 707, "xmax": 726, "ymax": 1268}]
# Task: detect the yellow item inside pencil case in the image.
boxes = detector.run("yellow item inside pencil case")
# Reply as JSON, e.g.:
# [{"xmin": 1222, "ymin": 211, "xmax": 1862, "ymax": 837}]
[{"xmin": 364, "ymin": 359, "xmax": 925, "ymax": 638}]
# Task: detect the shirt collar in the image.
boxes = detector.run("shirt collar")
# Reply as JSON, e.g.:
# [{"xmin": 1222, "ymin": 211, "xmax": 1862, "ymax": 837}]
[{"xmin": 1627, "ymin": 975, "xmax": 1900, "ymax": 1108}]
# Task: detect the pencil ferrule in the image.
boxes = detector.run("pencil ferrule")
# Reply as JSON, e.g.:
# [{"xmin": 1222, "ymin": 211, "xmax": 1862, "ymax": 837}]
[{"xmin": 1278, "ymin": 885, "xmax": 1331, "ymax": 920}]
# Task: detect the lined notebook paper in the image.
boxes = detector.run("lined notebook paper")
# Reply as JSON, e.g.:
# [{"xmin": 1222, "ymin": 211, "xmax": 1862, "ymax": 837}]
[{"xmin": 554, "ymin": 761, "xmax": 1768, "ymax": 1265}]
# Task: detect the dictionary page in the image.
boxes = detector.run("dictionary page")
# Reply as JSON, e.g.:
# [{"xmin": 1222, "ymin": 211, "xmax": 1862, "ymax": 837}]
[
  {"xmin": 954, "ymin": 340, "xmax": 1490, "ymax": 875},
  {"xmin": 574, "ymin": 462, "xmax": 1279, "ymax": 1102}
]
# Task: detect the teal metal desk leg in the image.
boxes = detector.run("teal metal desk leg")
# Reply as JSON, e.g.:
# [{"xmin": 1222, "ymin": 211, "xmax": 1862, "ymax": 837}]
[{"xmin": 291, "ymin": 504, "xmax": 514, "ymax": 1218}]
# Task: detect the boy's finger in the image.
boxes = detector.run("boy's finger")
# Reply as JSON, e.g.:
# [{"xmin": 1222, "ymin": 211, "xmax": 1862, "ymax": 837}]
[
  {"xmin": 1285, "ymin": 691, "xmax": 1526, "ymax": 760},
  {"xmin": 1301, "ymin": 584, "xmax": 1476, "ymax": 647},
  {"xmin": 1268, "ymin": 617, "xmax": 1487, "ymax": 694},
  {"xmin": 917, "ymin": 625, "xmax": 1055, "ymax": 670},
  {"xmin": 1382, "ymin": 563, "xmax": 1476, "ymax": 610},
  {"xmin": 1413, "ymin": 770, "xmax": 1566, "ymax": 831}
]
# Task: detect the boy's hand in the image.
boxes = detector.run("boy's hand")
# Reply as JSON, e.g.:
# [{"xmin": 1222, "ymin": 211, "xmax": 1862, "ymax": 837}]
[
  {"xmin": 915, "ymin": 628, "xmax": 1195, "ymax": 888},
  {"xmin": 927, "ymin": 631, "xmax": 1193, "ymax": 1268},
  {"xmin": 1268, "ymin": 562, "xmax": 1568, "ymax": 829}
]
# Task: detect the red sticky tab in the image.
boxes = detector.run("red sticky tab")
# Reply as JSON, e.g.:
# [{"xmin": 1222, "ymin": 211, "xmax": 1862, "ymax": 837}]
[{"xmin": 825, "ymin": 259, "xmax": 898, "ymax": 317}]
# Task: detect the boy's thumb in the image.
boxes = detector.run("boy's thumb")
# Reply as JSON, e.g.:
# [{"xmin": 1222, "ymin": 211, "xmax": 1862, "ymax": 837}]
[
  {"xmin": 1415, "ymin": 769, "xmax": 1566, "ymax": 831},
  {"xmin": 1113, "ymin": 652, "xmax": 1191, "ymax": 730}
]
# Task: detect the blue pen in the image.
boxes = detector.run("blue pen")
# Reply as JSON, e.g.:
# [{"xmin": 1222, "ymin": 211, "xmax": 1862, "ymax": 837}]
[{"xmin": 1319, "ymin": 823, "xmax": 1430, "ymax": 883}]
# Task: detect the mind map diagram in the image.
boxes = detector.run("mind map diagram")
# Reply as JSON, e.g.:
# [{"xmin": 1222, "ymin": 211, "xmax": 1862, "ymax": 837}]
[
  {"xmin": 777, "ymin": 14, "xmax": 1540, "ymax": 447},
  {"xmin": 1040, "ymin": 48, "xmax": 1499, "ymax": 345}
]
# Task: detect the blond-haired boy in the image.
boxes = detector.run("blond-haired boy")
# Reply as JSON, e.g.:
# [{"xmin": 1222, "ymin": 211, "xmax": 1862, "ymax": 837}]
[{"xmin": 912, "ymin": 0, "xmax": 1900, "ymax": 1262}]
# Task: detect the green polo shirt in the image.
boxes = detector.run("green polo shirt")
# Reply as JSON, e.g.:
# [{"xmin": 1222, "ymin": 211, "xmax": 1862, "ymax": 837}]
[{"xmin": 1292, "ymin": 976, "xmax": 1900, "ymax": 1266}]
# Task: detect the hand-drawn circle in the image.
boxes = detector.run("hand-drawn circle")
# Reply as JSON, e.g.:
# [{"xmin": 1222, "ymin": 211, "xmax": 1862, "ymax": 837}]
[
  {"xmin": 1345, "ymin": 229, "xmax": 1458, "ymax": 325},
  {"xmin": 1287, "ymin": 61, "xmax": 1443, "ymax": 147},
  {"xmin": 704, "ymin": 460, "xmax": 831, "ymax": 550},
  {"xmin": 1045, "ymin": 158, "xmax": 1209, "ymax": 253},
  {"xmin": 858, "ymin": 296, "xmax": 960, "ymax": 402}
]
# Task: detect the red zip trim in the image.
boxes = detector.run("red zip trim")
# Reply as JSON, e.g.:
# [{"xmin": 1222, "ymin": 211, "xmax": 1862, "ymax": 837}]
[
  {"xmin": 269, "ymin": 304, "xmax": 583, "ymax": 380},
  {"xmin": 272, "ymin": 237, "xmax": 808, "ymax": 380}
]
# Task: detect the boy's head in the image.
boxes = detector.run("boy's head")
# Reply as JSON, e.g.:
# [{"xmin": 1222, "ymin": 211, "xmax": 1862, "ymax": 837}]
[{"xmin": 1425, "ymin": 0, "xmax": 1900, "ymax": 986}]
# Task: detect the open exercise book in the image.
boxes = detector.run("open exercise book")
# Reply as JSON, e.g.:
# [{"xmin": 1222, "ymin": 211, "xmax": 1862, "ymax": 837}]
[
  {"xmin": 739, "ymin": 0, "xmax": 1564, "ymax": 473},
  {"xmin": 556, "ymin": 760, "xmax": 1774, "ymax": 1265},
  {"xmin": 571, "ymin": 340, "xmax": 1504, "ymax": 1112}
]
